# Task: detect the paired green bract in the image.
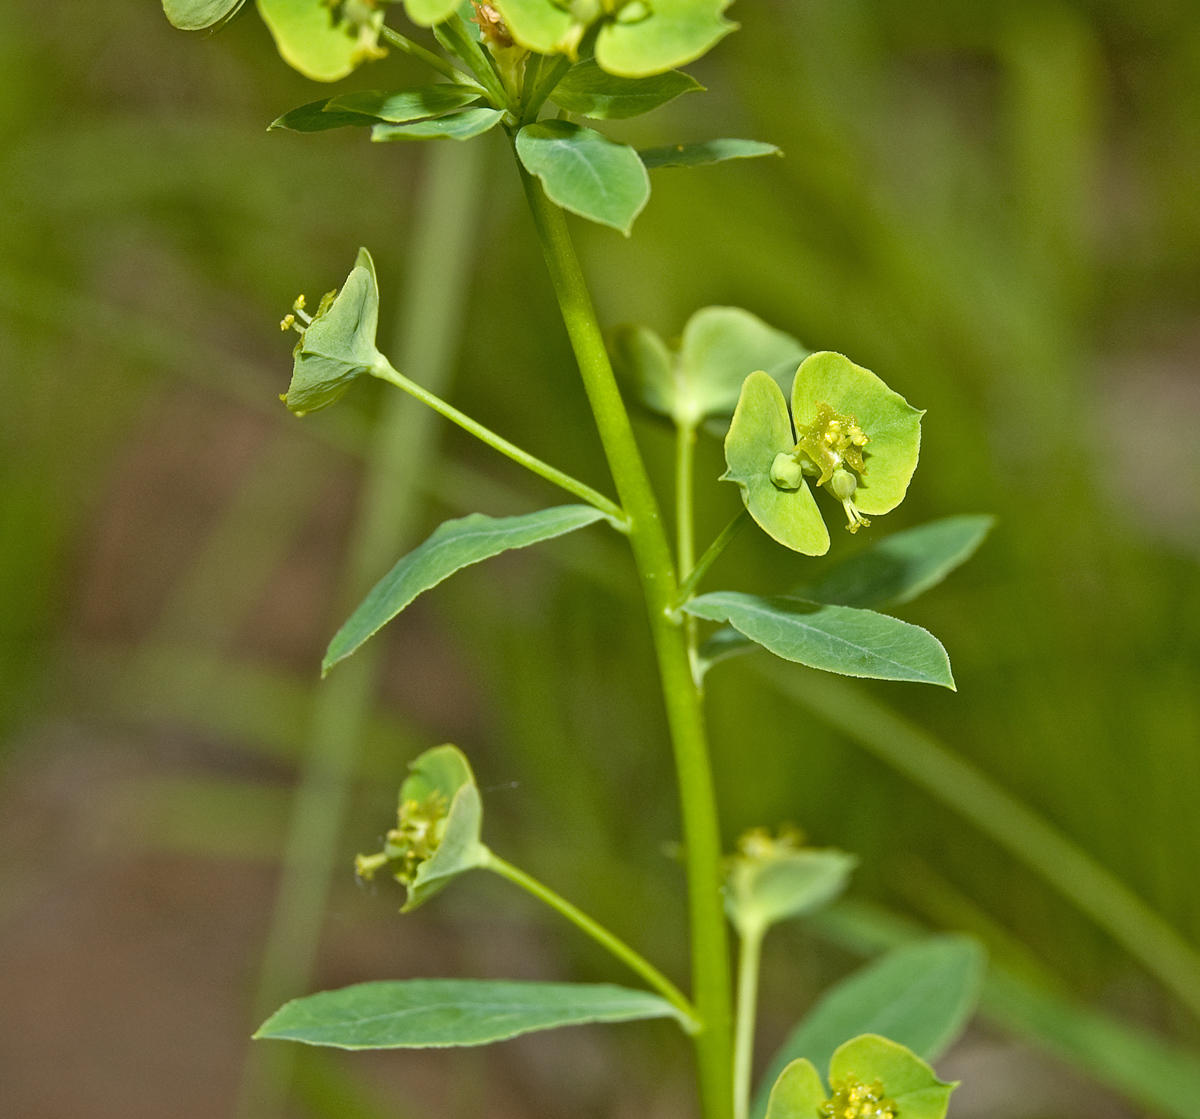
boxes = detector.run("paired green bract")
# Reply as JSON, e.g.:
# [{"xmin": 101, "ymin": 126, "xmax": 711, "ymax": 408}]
[
  {"xmin": 612, "ymin": 306, "xmax": 808, "ymax": 428},
  {"xmin": 282, "ymin": 248, "xmax": 386, "ymax": 416},
  {"xmin": 494, "ymin": 0, "xmax": 735, "ymax": 77},
  {"xmin": 354, "ymin": 744, "xmax": 491, "ymax": 911},
  {"xmin": 724, "ymin": 827, "xmax": 856, "ymax": 939},
  {"xmin": 724, "ymin": 354, "xmax": 923, "ymax": 555},
  {"xmin": 764, "ymin": 1035, "xmax": 956, "ymax": 1119}
]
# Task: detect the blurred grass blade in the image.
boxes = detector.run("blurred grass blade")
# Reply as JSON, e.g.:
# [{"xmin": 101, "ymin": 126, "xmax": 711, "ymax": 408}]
[
  {"xmin": 751, "ymin": 937, "xmax": 984, "ymax": 1119},
  {"xmin": 764, "ymin": 663, "xmax": 1200, "ymax": 1025},
  {"xmin": 256, "ymin": 980, "xmax": 689, "ymax": 1047}
]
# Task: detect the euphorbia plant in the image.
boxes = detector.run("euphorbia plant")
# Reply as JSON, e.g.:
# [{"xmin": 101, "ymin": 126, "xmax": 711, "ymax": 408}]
[{"xmin": 164, "ymin": 2, "xmax": 994, "ymax": 1117}]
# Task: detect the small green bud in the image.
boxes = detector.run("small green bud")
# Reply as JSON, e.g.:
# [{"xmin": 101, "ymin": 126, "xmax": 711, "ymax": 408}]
[{"xmin": 771, "ymin": 452, "xmax": 804, "ymax": 491}]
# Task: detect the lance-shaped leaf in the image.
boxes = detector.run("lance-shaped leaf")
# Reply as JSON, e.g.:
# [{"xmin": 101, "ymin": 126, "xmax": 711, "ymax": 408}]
[
  {"xmin": 257, "ymin": 0, "xmax": 373, "ymax": 82},
  {"xmin": 595, "ymin": 0, "xmax": 735, "ymax": 77},
  {"xmin": 324, "ymin": 506, "xmax": 609, "ymax": 673},
  {"xmin": 640, "ymin": 138, "xmax": 780, "ymax": 169},
  {"xmin": 725, "ymin": 828, "xmax": 856, "ymax": 938},
  {"xmin": 793, "ymin": 516, "xmax": 996, "ymax": 610},
  {"xmin": 551, "ymin": 59, "xmax": 703, "ymax": 119},
  {"xmin": 764, "ymin": 1036, "xmax": 956, "ymax": 1119},
  {"xmin": 402, "ymin": 0, "xmax": 460, "ymax": 26},
  {"xmin": 517, "ymin": 121, "xmax": 651, "ymax": 235},
  {"xmin": 270, "ymin": 98, "xmax": 376, "ymax": 132},
  {"xmin": 753, "ymin": 938, "xmax": 984, "ymax": 1119},
  {"xmin": 792, "ymin": 352, "xmax": 923, "ymax": 518},
  {"xmin": 722, "ymin": 372, "xmax": 828, "ymax": 555},
  {"xmin": 683, "ymin": 592, "xmax": 955, "ymax": 689},
  {"xmin": 613, "ymin": 308, "xmax": 807, "ymax": 429},
  {"xmin": 256, "ymin": 979, "xmax": 690, "ymax": 1048},
  {"xmin": 372, "ymin": 108, "xmax": 505, "ymax": 143},
  {"xmin": 284, "ymin": 248, "xmax": 385, "ymax": 416},
  {"xmin": 163, "ymin": 0, "xmax": 247, "ymax": 31},
  {"xmin": 355, "ymin": 744, "xmax": 490, "ymax": 911},
  {"xmin": 329, "ymin": 85, "xmax": 485, "ymax": 122}
]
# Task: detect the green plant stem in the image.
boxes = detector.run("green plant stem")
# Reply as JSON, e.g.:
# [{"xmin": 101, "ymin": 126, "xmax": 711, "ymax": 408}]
[
  {"xmin": 372, "ymin": 359, "xmax": 626, "ymax": 527},
  {"xmin": 234, "ymin": 140, "xmax": 487, "ymax": 1119},
  {"xmin": 676, "ymin": 420, "xmax": 700, "ymax": 670},
  {"xmin": 484, "ymin": 850, "xmax": 700, "ymax": 1030},
  {"xmin": 766, "ymin": 664, "xmax": 1200, "ymax": 1025},
  {"xmin": 732, "ymin": 925, "xmax": 765, "ymax": 1119},
  {"xmin": 379, "ymin": 24, "xmax": 480, "ymax": 88},
  {"xmin": 433, "ymin": 16, "xmax": 509, "ymax": 108},
  {"xmin": 676, "ymin": 509, "xmax": 750, "ymax": 606},
  {"xmin": 520, "ymin": 53, "xmax": 573, "ymax": 124},
  {"xmin": 516, "ymin": 160, "xmax": 734, "ymax": 1119}
]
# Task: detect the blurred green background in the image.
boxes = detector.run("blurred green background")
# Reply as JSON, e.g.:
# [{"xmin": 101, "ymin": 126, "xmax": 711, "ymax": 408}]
[{"xmin": 2, "ymin": 0, "xmax": 1200, "ymax": 1116}]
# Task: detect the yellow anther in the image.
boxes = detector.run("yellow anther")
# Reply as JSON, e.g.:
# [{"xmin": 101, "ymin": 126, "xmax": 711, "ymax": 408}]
[
  {"xmin": 293, "ymin": 294, "xmax": 306, "ymax": 311},
  {"xmin": 280, "ymin": 313, "xmax": 295, "ymax": 332}
]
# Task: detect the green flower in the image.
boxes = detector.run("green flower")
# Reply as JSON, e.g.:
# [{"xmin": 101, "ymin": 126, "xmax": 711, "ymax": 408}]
[
  {"xmin": 355, "ymin": 744, "xmax": 490, "ymax": 911},
  {"xmin": 280, "ymin": 247, "xmax": 387, "ymax": 416},
  {"xmin": 493, "ymin": 0, "xmax": 735, "ymax": 76},
  {"xmin": 723, "ymin": 352, "xmax": 923, "ymax": 555},
  {"xmin": 765, "ymin": 1036, "xmax": 956, "ymax": 1119}
]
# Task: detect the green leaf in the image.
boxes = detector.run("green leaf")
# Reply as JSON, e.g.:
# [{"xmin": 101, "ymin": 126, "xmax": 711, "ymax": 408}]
[
  {"xmin": 595, "ymin": 0, "xmax": 735, "ymax": 77},
  {"xmin": 328, "ymin": 85, "xmax": 484, "ymax": 122},
  {"xmin": 763, "ymin": 1060, "xmax": 826, "ymax": 1119},
  {"xmin": 255, "ymin": 979, "xmax": 689, "ymax": 1048},
  {"xmin": 324, "ymin": 506, "xmax": 608, "ymax": 673},
  {"xmin": 695, "ymin": 624, "xmax": 755, "ymax": 671},
  {"xmin": 611, "ymin": 309, "xmax": 806, "ymax": 428},
  {"xmin": 285, "ymin": 248, "xmax": 385, "ymax": 416},
  {"xmin": 372, "ymin": 108, "xmax": 505, "ymax": 142},
  {"xmin": 163, "ymin": 0, "xmax": 246, "ymax": 31},
  {"xmin": 402, "ymin": 0, "xmax": 461, "ymax": 26},
  {"xmin": 795, "ymin": 516, "xmax": 996, "ymax": 610},
  {"xmin": 551, "ymin": 59, "xmax": 703, "ymax": 119},
  {"xmin": 792, "ymin": 352, "xmax": 923, "ymax": 517},
  {"xmin": 256, "ymin": 0, "xmax": 363, "ymax": 82},
  {"xmin": 726, "ymin": 839, "xmax": 856, "ymax": 937},
  {"xmin": 682, "ymin": 593, "xmax": 956, "ymax": 689},
  {"xmin": 753, "ymin": 938, "xmax": 984, "ymax": 1119},
  {"xmin": 829, "ymin": 1036, "xmax": 956, "ymax": 1119},
  {"xmin": 722, "ymin": 371, "xmax": 828, "ymax": 556},
  {"xmin": 516, "ymin": 121, "xmax": 651, "ymax": 235},
  {"xmin": 640, "ymin": 138, "xmax": 780, "ymax": 169},
  {"xmin": 270, "ymin": 98, "xmax": 375, "ymax": 133},
  {"xmin": 493, "ymin": 0, "xmax": 575, "ymax": 54}
]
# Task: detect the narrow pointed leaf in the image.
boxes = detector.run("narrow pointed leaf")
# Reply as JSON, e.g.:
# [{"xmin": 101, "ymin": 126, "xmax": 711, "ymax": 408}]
[
  {"xmin": 324, "ymin": 506, "xmax": 608, "ymax": 672},
  {"xmin": 753, "ymin": 938, "xmax": 984, "ymax": 1119},
  {"xmin": 270, "ymin": 98, "xmax": 375, "ymax": 133},
  {"xmin": 696, "ymin": 625, "xmax": 755, "ymax": 672},
  {"xmin": 551, "ymin": 59, "xmax": 703, "ymax": 119},
  {"xmin": 328, "ymin": 86, "xmax": 484, "ymax": 122},
  {"xmin": 795, "ymin": 516, "xmax": 996, "ymax": 610},
  {"xmin": 683, "ymin": 593, "xmax": 955, "ymax": 688},
  {"xmin": 163, "ymin": 0, "xmax": 246, "ymax": 31},
  {"xmin": 256, "ymin": 980, "xmax": 689, "ymax": 1048},
  {"xmin": 372, "ymin": 108, "xmax": 505, "ymax": 142},
  {"xmin": 517, "ymin": 121, "xmax": 650, "ymax": 235},
  {"xmin": 640, "ymin": 139, "xmax": 780, "ymax": 170}
]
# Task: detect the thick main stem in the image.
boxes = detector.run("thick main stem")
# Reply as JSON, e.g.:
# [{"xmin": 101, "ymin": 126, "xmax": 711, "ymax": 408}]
[{"xmin": 517, "ymin": 163, "xmax": 734, "ymax": 1119}]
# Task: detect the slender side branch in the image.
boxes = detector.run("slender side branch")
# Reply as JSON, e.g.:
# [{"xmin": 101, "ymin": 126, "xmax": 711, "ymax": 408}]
[
  {"xmin": 379, "ymin": 25, "xmax": 481, "ymax": 88},
  {"xmin": 485, "ymin": 851, "xmax": 701, "ymax": 1031},
  {"xmin": 373, "ymin": 359, "xmax": 627, "ymax": 527},
  {"xmin": 676, "ymin": 509, "xmax": 751, "ymax": 607},
  {"xmin": 732, "ymin": 925, "xmax": 765, "ymax": 1119}
]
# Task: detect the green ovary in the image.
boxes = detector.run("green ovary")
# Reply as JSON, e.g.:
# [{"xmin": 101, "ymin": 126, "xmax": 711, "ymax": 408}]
[{"xmin": 819, "ymin": 1077, "xmax": 898, "ymax": 1119}]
